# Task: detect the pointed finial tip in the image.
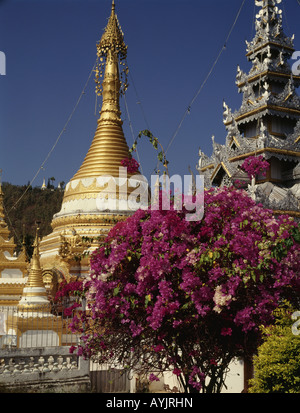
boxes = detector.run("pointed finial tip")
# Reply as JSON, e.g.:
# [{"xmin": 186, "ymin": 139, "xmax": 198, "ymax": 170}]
[{"xmin": 34, "ymin": 224, "xmax": 40, "ymax": 246}]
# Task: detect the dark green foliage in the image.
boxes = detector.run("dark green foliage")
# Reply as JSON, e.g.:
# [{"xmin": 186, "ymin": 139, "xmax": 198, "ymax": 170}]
[
  {"xmin": 249, "ymin": 302, "xmax": 300, "ymax": 393},
  {"xmin": 2, "ymin": 182, "xmax": 63, "ymax": 258}
]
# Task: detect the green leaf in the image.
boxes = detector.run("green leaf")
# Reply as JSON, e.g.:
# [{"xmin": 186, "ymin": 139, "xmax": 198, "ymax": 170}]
[
  {"xmin": 145, "ymin": 294, "xmax": 151, "ymax": 308},
  {"xmin": 157, "ymin": 152, "xmax": 163, "ymax": 162},
  {"xmin": 113, "ymin": 287, "xmax": 120, "ymax": 296}
]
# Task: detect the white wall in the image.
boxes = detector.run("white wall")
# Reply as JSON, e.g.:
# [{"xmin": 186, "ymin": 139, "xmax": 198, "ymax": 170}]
[
  {"xmin": 1, "ymin": 269, "xmax": 23, "ymax": 278},
  {"xmin": 19, "ymin": 330, "xmax": 59, "ymax": 348}
]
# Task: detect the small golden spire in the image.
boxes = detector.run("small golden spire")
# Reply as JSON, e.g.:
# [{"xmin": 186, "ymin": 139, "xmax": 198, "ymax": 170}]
[
  {"xmin": 0, "ymin": 176, "xmax": 24, "ymax": 261},
  {"xmin": 18, "ymin": 226, "xmax": 50, "ymax": 312},
  {"xmin": 41, "ymin": 178, "xmax": 47, "ymax": 190},
  {"xmin": 0, "ymin": 185, "xmax": 4, "ymax": 219},
  {"xmin": 26, "ymin": 227, "xmax": 45, "ymax": 288},
  {"xmin": 0, "ymin": 176, "xmax": 8, "ymax": 232},
  {"xmin": 0, "ymin": 169, "xmax": 3, "ymax": 196}
]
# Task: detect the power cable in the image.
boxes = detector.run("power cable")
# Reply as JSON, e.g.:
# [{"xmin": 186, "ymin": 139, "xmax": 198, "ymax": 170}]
[
  {"xmin": 8, "ymin": 60, "xmax": 97, "ymax": 214},
  {"xmin": 123, "ymin": 92, "xmax": 144, "ymax": 176},
  {"xmin": 129, "ymin": 70, "xmax": 151, "ymax": 131},
  {"xmin": 165, "ymin": 0, "xmax": 247, "ymax": 155}
]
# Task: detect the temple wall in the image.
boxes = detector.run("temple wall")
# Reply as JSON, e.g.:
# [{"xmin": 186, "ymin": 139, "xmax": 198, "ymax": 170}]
[
  {"xmin": 1, "ymin": 269, "xmax": 23, "ymax": 278},
  {"xmin": 0, "ymin": 346, "xmax": 91, "ymax": 393},
  {"xmin": 147, "ymin": 359, "xmax": 244, "ymax": 393}
]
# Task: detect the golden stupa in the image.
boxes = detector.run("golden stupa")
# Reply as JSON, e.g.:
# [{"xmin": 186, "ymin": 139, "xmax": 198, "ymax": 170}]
[
  {"xmin": 0, "ymin": 181, "xmax": 28, "ymax": 305},
  {"xmin": 40, "ymin": 1, "xmax": 148, "ymax": 291}
]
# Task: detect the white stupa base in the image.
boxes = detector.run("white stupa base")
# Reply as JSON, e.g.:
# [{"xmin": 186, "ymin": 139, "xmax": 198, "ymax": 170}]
[{"xmin": 18, "ymin": 286, "xmax": 52, "ymax": 317}]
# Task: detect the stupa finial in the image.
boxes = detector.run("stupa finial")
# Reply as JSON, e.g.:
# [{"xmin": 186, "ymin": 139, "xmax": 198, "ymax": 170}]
[
  {"xmin": 68, "ymin": 1, "xmax": 131, "ymax": 182},
  {"xmin": 94, "ymin": 0, "xmax": 128, "ymax": 98}
]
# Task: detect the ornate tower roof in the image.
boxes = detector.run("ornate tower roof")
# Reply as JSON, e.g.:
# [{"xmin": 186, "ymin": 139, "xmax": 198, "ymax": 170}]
[
  {"xmin": 246, "ymin": 0, "xmax": 295, "ymax": 57},
  {"xmin": 232, "ymin": 0, "xmax": 300, "ymax": 128},
  {"xmin": 198, "ymin": 0, "xmax": 300, "ymax": 217}
]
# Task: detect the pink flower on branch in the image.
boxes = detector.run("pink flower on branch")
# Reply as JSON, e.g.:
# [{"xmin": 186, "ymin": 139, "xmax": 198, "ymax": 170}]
[
  {"xmin": 149, "ymin": 373, "xmax": 160, "ymax": 382},
  {"xmin": 241, "ymin": 155, "xmax": 270, "ymax": 180},
  {"xmin": 120, "ymin": 157, "xmax": 140, "ymax": 174},
  {"xmin": 221, "ymin": 327, "xmax": 233, "ymax": 336},
  {"xmin": 173, "ymin": 368, "xmax": 182, "ymax": 376},
  {"xmin": 69, "ymin": 186, "xmax": 300, "ymax": 393}
]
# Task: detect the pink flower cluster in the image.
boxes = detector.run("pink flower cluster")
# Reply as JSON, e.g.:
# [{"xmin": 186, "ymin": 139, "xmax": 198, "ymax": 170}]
[
  {"xmin": 54, "ymin": 279, "xmax": 89, "ymax": 317},
  {"xmin": 54, "ymin": 280, "xmax": 84, "ymax": 301},
  {"xmin": 120, "ymin": 157, "xmax": 140, "ymax": 174},
  {"xmin": 70, "ymin": 186, "xmax": 300, "ymax": 392},
  {"xmin": 188, "ymin": 366, "xmax": 205, "ymax": 391},
  {"xmin": 241, "ymin": 155, "xmax": 270, "ymax": 180}
]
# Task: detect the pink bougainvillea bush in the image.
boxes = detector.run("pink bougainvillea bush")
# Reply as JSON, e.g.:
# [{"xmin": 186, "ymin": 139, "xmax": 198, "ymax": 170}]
[
  {"xmin": 54, "ymin": 279, "xmax": 87, "ymax": 317},
  {"xmin": 69, "ymin": 187, "xmax": 300, "ymax": 393}
]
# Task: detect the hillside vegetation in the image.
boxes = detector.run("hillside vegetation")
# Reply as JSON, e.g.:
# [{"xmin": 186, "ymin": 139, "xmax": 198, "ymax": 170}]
[{"xmin": 2, "ymin": 182, "xmax": 64, "ymax": 257}]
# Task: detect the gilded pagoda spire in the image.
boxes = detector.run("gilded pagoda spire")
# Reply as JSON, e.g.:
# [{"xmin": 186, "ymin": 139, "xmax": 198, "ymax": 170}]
[
  {"xmin": 41, "ymin": 1, "xmax": 148, "ymax": 273},
  {"xmin": 70, "ymin": 0, "xmax": 130, "ymax": 181},
  {"xmin": 49, "ymin": 0, "xmax": 147, "ymax": 229}
]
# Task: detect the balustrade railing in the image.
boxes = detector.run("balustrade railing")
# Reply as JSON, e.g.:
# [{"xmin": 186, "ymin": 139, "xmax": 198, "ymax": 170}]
[{"xmin": 0, "ymin": 347, "xmax": 90, "ymax": 391}]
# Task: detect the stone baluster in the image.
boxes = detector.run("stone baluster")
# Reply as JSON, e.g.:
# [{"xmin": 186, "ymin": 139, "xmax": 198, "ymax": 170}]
[
  {"xmin": 52, "ymin": 362, "xmax": 59, "ymax": 372},
  {"xmin": 23, "ymin": 364, "xmax": 31, "ymax": 374},
  {"xmin": 2, "ymin": 363, "xmax": 11, "ymax": 375},
  {"xmin": 71, "ymin": 361, "xmax": 77, "ymax": 370}
]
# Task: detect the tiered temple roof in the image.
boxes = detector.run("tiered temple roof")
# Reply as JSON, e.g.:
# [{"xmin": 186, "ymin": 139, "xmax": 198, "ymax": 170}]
[{"xmin": 198, "ymin": 0, "xmax": 300, "ymax": 217}]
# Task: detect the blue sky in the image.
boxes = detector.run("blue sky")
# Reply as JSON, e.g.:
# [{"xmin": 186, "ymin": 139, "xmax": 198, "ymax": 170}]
[{"xmin": 0, "ymin": 0, "xmax": 299, "ymax": 187}]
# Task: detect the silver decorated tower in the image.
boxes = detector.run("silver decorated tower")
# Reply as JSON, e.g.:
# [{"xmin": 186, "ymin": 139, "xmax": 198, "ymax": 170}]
[{"xmin": 198, "ymin": 0, "xmax": 300, "ymax": 218}]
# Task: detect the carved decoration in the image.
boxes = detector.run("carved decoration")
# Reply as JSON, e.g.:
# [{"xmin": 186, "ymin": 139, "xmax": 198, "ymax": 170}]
[{"xmin": 197, "ymin": 0, "xmax": 300, "ymax": 216}]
